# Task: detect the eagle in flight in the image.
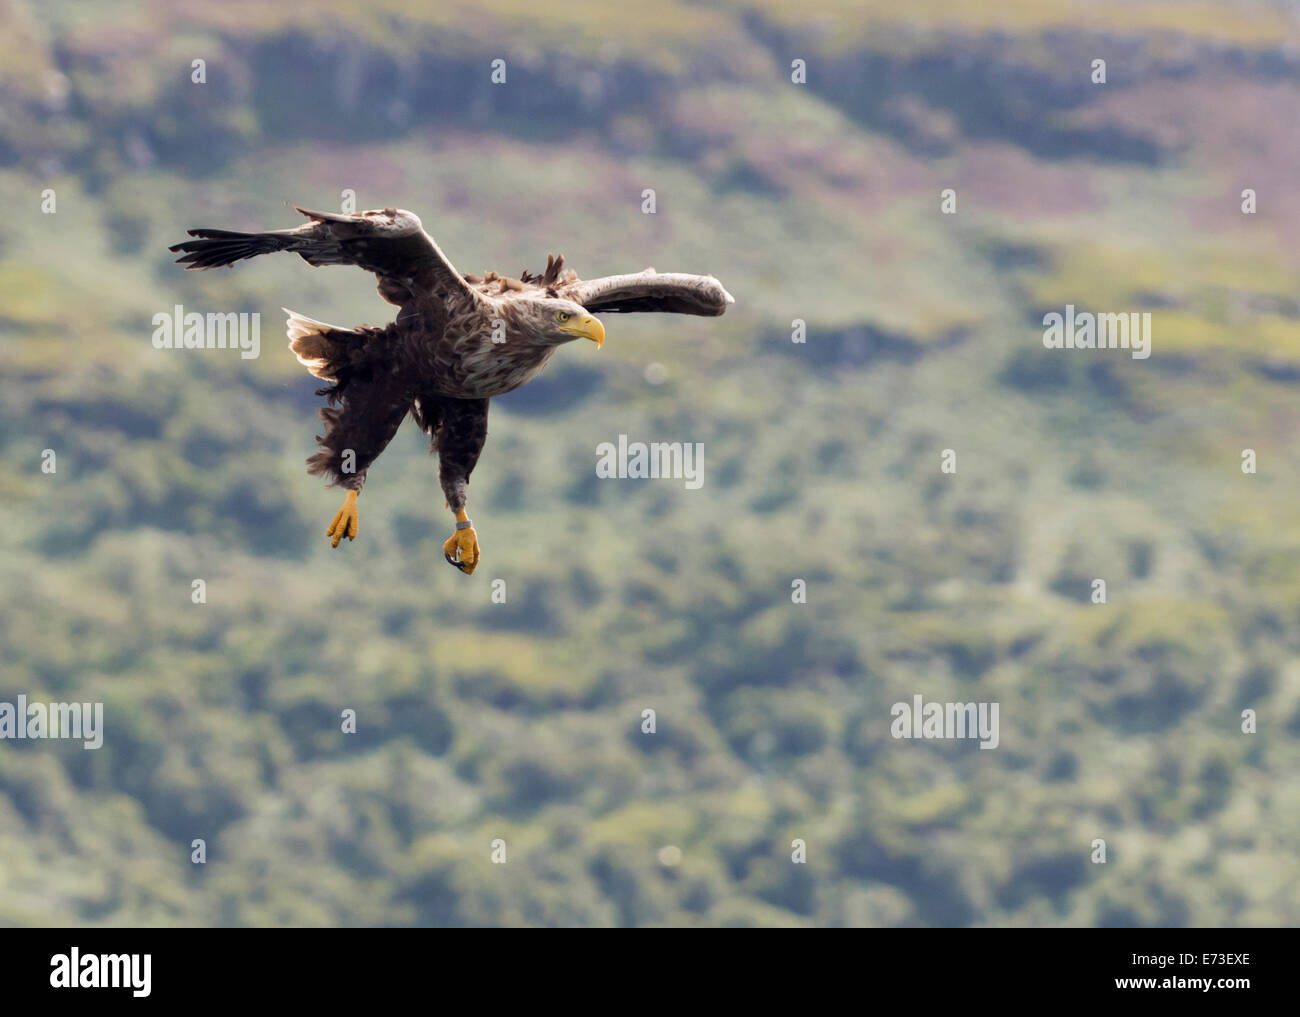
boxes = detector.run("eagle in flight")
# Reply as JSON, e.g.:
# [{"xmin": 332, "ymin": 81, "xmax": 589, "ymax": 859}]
[{"xmin": 170, "ymin": 206, "xmax": 733, "ymax": 574}]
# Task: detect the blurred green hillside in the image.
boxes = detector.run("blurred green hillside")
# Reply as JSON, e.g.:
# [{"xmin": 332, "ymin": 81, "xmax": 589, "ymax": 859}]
[{"xmin": 1, "ymin": 0, "xmax": 1298, "ymax": 926}]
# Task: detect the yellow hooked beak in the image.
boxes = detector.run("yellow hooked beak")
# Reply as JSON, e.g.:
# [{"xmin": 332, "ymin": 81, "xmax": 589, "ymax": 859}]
[{"xmin": 560, "ymin": 314, "xmax": 605, "ymax": 348}]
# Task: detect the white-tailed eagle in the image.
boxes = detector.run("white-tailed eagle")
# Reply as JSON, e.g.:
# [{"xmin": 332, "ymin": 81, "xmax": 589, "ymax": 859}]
[{"xmin": 170, "ymin": 206, "xmax": 734, "ymax": 573}]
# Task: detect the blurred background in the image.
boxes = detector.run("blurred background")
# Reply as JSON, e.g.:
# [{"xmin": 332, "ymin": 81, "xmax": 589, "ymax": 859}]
[{"xmin": 1, "ymin": 0, "xmax": 1299, "ymax": 927}]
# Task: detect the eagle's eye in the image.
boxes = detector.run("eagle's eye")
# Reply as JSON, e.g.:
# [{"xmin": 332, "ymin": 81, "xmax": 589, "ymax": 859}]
[{"xmin": 556, "ymin": 310, "xmax": 572, "ymax": 323}]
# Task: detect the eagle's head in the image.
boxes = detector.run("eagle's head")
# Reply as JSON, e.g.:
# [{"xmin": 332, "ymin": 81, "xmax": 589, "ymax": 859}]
[{"xmin": 510, "ymin": 297, "xmax": 605, "ymax": 348}]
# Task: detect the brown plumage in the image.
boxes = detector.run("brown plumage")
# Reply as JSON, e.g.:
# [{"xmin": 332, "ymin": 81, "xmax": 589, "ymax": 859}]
[{"xmin": 169, "ymin": 205, "xmax": 734, "ymax": 573}]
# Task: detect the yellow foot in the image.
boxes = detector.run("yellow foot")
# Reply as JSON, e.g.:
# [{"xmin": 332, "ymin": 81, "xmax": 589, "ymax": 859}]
[
  {"xmin": 442, "ymin": 525, "xmax": 480, "ymax": 574},
  {"xmin": 326, "ymin": 490, "xmax": 359, "ymax": 548}
]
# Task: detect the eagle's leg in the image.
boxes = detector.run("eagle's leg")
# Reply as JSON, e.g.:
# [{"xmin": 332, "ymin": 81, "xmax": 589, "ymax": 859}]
[
  {"xmin": 417, "ymin": 395, "xmax": 489, "ymax": 576},
  {"xmin": 442, "ymin": 509, "xmax": 480, "ymax": 575},
  {"xmin": 327, "ymin": 489, "xmax": 359, "ymax": 548},
  {"xmin": 304, "ymin": 364, "xmax": 411, "ymax": 550}
]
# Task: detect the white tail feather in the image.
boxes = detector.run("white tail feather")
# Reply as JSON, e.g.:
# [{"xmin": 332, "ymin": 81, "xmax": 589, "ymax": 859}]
[{"xmin": 283, "ymin": 307, "xmax": 346, "ymax": 380}]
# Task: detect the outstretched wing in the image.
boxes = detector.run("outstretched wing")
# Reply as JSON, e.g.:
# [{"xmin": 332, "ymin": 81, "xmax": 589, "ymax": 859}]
[
  {"xmin": 561, "ymin": 270, "xmax": 735, "ymax": 316},
  {"xmin": 169, "ymin": 206, "xmax": 477, "ymax": 302}
]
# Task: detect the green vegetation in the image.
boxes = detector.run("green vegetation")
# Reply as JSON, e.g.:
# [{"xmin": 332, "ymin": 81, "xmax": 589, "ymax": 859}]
[{"xmin": 1, "ymin": 0, "xmax": 1298, "ymax": 927}]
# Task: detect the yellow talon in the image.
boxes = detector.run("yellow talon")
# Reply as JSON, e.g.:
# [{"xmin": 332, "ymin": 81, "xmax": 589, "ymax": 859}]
[
  {"xmin": 326, "ymin": 489, "xmax": 359, "ymax": 548},
  {"xmin": 442, "ymin": 515, "xmax": 480, "ymax": 574}
]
